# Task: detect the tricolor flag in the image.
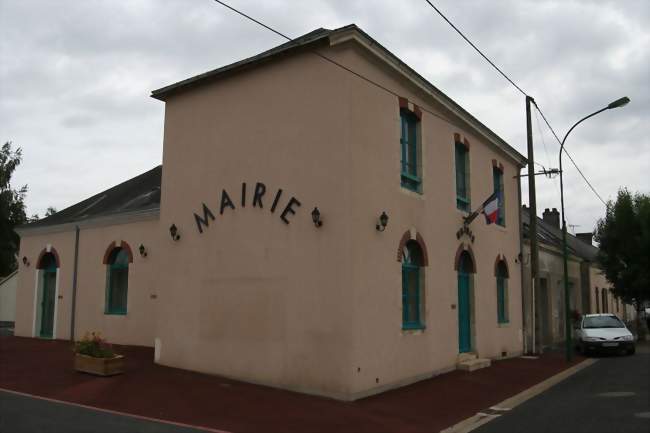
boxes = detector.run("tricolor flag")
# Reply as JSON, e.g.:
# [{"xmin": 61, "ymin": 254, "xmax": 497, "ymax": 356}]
[
  {"xmin": 463, "ymin": 192, "xmax": 501, "ymax": 226},
  {"xmin": 481, "ymin": 192, "xmax": 500, "ymax": 225}
]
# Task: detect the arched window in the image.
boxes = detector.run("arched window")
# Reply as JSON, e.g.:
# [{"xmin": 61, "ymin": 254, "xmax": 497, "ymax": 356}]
[
  {"xmin": 402, "ymin": 240, "xmax": 424, "ymax": 329},
  {"xmin": 106, "ymin": 247, "xmax": 130, "ymax": 314},
  {"xmin": 495, "ymin": 260, "xmax": 509, "ymax": 324}
]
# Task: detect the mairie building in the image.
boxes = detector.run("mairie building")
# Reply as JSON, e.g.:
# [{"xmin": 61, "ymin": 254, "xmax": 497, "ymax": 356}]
[{"xmin": 14, "ymin": 24, "xmax": 527, "ymax": 400}]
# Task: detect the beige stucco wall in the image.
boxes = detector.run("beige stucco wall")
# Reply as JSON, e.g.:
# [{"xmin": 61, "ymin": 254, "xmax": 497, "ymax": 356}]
[
  {"xmin": 13, "ymin": 36, "xmax": 526, "ymax": 400},
  {"xmin": 14, "ymin": 217, "xmax": 159, "ymax": 346},
  {"xmin": 154, "ymin": 40, "xmax": 524, "ymax": 399},
  {"xmin": 522, "ymin": 241, "xmax": 584, "ymax": 348},
  {"xmin": 0, "ymin": 273, "xmax": 17, "ymax": 322},
  {"xmin": 336, "ymin": 42, "xmax": 524, "ymax": 396},
  {"xmin": 155, "ymin": 47, "xmax": 356, "ymax": 398}
]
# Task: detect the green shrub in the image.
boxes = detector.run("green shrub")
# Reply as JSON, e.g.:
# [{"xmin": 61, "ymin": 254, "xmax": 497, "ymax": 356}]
[{"xmin": 73, "ymin": 332, "xmax": 116, "ymax": 358}]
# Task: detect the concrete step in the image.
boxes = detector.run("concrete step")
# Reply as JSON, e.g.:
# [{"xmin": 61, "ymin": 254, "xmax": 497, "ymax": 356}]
[
  {"xmin": 457, "ymin": 352, "xmax": 478, "ymax": 363},
  {"xmin": 457, "ymin": 357, "xmax": 491, "ymax": 372}
]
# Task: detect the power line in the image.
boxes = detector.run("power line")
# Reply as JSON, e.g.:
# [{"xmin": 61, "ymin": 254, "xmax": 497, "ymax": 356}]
[
  {"xmin": 532, "ymin": 103, "xmax": 609, "ymax": 207},
  {"xmin": 215, "ymin": 0, "xmax": 608, "ymax": 210},
  {"xmin": 212, "ymin": 0, "xmax": 455, "ymax": 127},
  {"xmin": 422, "ymin": 0, "xmax": 528, "ymax": 97},
  {"xmin": 421, "ymin": 0, "xmax": 608, "ymax": 209}
]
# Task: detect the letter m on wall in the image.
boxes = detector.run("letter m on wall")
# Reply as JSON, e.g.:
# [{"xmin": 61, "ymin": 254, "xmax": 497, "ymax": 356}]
[{"xmin": 194, "ymin": 203, "xmax": 216, "ymax": 233}]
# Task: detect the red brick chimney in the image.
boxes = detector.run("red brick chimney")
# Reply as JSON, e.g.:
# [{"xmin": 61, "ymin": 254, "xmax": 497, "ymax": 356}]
[{"xmin": 542, "ymin": 208, "xmax": 560, "ymax": 229}]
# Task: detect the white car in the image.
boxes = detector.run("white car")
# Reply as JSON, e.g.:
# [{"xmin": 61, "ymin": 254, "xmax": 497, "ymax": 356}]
[{"xmin": 575, "ymin": 313, "xmax": 635, "ymax": 355}]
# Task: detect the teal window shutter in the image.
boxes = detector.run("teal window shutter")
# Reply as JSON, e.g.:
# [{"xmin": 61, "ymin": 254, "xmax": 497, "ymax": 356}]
[
  {"xmin": 492, "ymin": 167, "xmax": 505, "ymax": 226},
  {"xmin": 400, "ymin": 110, "xmax": 421, "ymax": 192},
  {"xmin": 455, "ymin": 143, "xmax": 470, "ymax": 211},
  {"xmin": 496, "ymin": 261, "xmax": 509, "ymax": 324},
  {"xmin": 401, "ymin": 241, "xmax": 425, "ymax": 329},
  {"xmin": 106, "ymin": 248, "xmax": 129, "ymax": 315},
  {"xmin": 497, "ymin": 277, "xmax": 506, "ymax": 323}
]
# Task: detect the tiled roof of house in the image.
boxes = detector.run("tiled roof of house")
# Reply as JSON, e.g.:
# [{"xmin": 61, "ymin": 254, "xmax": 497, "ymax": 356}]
[
  {"xmin": 521, "ymin": 206, "xmax": 599, "ymax": 262},
  {"xmin": 20, "ymin": 166, "xmax": 161, "ymax": 229}
]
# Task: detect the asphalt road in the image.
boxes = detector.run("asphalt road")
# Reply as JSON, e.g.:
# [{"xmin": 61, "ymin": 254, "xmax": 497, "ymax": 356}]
[
  {"xmin": 0, "ymin": 391, "xmax": 208, "ymax": 433},
  {"xmin": 475, "ymin": 343, "xmax": 650, "ymax": 433}
]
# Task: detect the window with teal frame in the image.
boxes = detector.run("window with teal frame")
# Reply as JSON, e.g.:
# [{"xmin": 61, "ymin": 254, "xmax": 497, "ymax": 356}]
[
  {"xmin": 455, "ymin": 143, "xmax": 470, "ymax": 211},
  {"xmin": 105, "ymin": 247, "xmax": 129, "ymax": 315},
  {"xmin": 402, "ymin": 240, "xmax": 424, "ymax": 329},
  {"xmin": 492, "ymin": 167, "xmax": 505, "ymax": 226},
  {"xmin": 496, "ymin": 261, "xmax": 509, "ymax": 324},
  {"xmin": 400, "ymin": 110, "xmax": 421, "ymax": 192}
]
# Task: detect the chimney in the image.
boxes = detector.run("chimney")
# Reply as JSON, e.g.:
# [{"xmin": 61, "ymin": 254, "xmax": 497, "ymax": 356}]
[
  {"xmin": 576, "ymin": 232, "xmax": 593, "ymax": 245},
  {"xmin": 542, "ymin": 208, "xmax": 560, "ymax": 229}
]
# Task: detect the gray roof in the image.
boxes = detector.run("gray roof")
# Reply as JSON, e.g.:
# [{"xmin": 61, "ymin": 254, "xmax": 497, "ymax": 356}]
[
  {"xmin": 151, "ymin": 27, "xmax": 332, "ymax": 100},
  {"xmin": 0, "ymin": 270, "xmax": 17, "ymax": 286},
  {"xmin": 20, "ymin": 166, "xmax": 161, "ymax": 230},
  {"xmin": 151, "ymin": 24, "xmax": 526, "ymax": 166},
  {"xmin": 521, "ymin": 206, "xmax": 599, "ymax": 262}
]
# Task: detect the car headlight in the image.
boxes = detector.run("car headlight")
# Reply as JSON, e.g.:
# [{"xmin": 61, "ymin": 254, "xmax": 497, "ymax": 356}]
[
  {"xmin": 583, "ymin": 337, "xmax": 600, "ymax": 342},
  {"xmin": 621, "ymin": 335, "xmax": 634, "ymax": 341}
]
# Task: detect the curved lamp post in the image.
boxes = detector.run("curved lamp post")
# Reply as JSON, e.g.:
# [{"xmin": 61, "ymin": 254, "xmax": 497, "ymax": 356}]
[{"xmin": 561, "ymin": 96, "xmax": 630, "ymax": 362}]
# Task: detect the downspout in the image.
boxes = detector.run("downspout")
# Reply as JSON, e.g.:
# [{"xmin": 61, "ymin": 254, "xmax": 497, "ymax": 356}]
[
  {"xmin": 517, "ymin": 168, "xmax": 527, "ymax": 355},
  {"xmin": 70, "ymin": 225, "xmax": 80, "ymax": 342}
]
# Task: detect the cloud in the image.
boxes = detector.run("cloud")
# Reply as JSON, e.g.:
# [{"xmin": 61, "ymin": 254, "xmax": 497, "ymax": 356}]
[{"xmin": 0, "ymin": 0, "xmax": 648, "ymax": 232}]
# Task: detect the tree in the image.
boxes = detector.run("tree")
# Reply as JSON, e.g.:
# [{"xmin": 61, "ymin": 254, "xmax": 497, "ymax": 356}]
[
  {"xmin": 45, "ymin": 206, "xmax": 57, "ymax": 217},
  {"xmin": 595, "ymin": 189, "xmax": 650, "ymax": 330},
  {"xmin": 0, "ymin": 142, "xmax": 27, "ymax": 276}
]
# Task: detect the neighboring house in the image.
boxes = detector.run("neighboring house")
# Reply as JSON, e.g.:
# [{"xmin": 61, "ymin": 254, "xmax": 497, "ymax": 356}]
[
  {"xmin": 521, "ymin": 206, "xmax": 636, "ymax": 351},
  {"xmin": 14, "ymin": 24, "xmax": 527, "ymax": 400},
  {"xmin": 0, "ymin": 270, "xmax": 18, "ymax": 332}
]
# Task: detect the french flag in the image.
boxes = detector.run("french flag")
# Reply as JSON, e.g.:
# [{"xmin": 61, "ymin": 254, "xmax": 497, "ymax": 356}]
[{"xmin": 481, "ymin": 192, "xmax": 500, "ymax": 224}]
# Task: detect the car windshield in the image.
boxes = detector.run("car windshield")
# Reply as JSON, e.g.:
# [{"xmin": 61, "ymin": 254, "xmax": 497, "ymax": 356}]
[{"xmin": 583, "ymin": 316, "xmax": 624, "ymax": 329}]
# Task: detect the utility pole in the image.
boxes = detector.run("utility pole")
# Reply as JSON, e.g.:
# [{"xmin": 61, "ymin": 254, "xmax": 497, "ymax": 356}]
[{"xmin": 525, "ymin": 96, "xmax": 539, "ymax": 355}]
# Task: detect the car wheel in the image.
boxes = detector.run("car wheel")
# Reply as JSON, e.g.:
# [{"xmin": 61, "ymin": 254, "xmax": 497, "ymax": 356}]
[{"xmin": 627, "ymin": 346, "xmax": 635, "ymax": 356}]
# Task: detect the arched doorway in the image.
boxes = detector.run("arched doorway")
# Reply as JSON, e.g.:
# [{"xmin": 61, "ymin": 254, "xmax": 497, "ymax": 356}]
[
  {"xmin": 35, "ymin": 250, "xmax": 59, "ymax": 338},
  {"xmin": 456, "ymin": 248, "xmax": 476, "ymax": 353}
]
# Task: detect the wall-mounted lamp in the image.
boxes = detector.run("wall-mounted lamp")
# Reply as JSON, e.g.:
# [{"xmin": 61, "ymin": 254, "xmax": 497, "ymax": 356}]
[
  {"xmin": 311, "ymin": 207, "xmax": 323, "ymax": 227},
  {"xmin": 169, "ymin": 224, "xmax": 180, "ymax": 241},
  {"xmin": 22, "ymin": 256, "xmax": 30, "ymax": 266},
  {"xmin": 375, "ymin": 211, "xmax": 389, "ymax": 232},
  {"xmin": 138, "ymin": 244, "xmax": 148, "ymax": 257}
]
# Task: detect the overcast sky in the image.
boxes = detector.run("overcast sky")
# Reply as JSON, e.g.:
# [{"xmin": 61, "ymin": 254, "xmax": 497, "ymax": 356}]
[{"xmin": 1, "ymin": 0, "xmax": 648, "ymax": 235}]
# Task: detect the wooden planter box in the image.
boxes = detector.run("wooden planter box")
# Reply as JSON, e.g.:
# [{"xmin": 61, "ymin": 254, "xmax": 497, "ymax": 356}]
[{"xmin": 74, "ymin": 353, "xmax": 124, "ymax": 376}]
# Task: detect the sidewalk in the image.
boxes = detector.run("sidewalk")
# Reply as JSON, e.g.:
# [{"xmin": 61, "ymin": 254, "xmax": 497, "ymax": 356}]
[{"xmin": 0, "ymin": 336, "xmax": 585, "ymax": 433}]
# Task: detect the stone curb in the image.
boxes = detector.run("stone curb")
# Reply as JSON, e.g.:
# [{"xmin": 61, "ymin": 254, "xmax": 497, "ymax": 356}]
[{"xmin": 440, "ymin": 358, "xmax": 598, "ymax": 433}]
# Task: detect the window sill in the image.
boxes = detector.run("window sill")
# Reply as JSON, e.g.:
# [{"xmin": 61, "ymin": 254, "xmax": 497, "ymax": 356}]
[
  {"xmin": 497, "ymin": 321, "xmax": 510, "ymax": 328},
  {"xmin": 399, "ymin": 186, "xmax": 424, "ymax": 199},
  {"xmin": 105, "ymin": 311, "xmax": 127, "ymax": 316},
  {"xmin": 400, "ymin": 175, "xmax": 422, "ymax": 195},
  {"xmin": 456, "ymin": 197, "xmax": 471, "ymax": 213},
  {"xmin": 402, "ymin": 324, "xmax": 425, "ymax": 332}
]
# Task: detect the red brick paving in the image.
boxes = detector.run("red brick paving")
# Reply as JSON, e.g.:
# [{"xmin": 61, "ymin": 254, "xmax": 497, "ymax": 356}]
[{"xmin": 0, "ymin": 336, "xmax": 584, "ymax": 432}]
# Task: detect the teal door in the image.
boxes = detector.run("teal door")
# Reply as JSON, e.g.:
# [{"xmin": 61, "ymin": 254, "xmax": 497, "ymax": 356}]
[
  {"xmin": 40, "ymin": 270, "xmax": 56, "ymax": 338},
  {"xmin": 458, "ymin": 272, "xmax": 471, "ymax": 353}
]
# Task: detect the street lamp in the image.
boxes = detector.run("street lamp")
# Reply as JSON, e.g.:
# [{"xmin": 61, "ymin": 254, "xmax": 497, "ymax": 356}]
[{"xmin": 560, "ymin": 96, "xmax": 630, "ymax": 362}]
